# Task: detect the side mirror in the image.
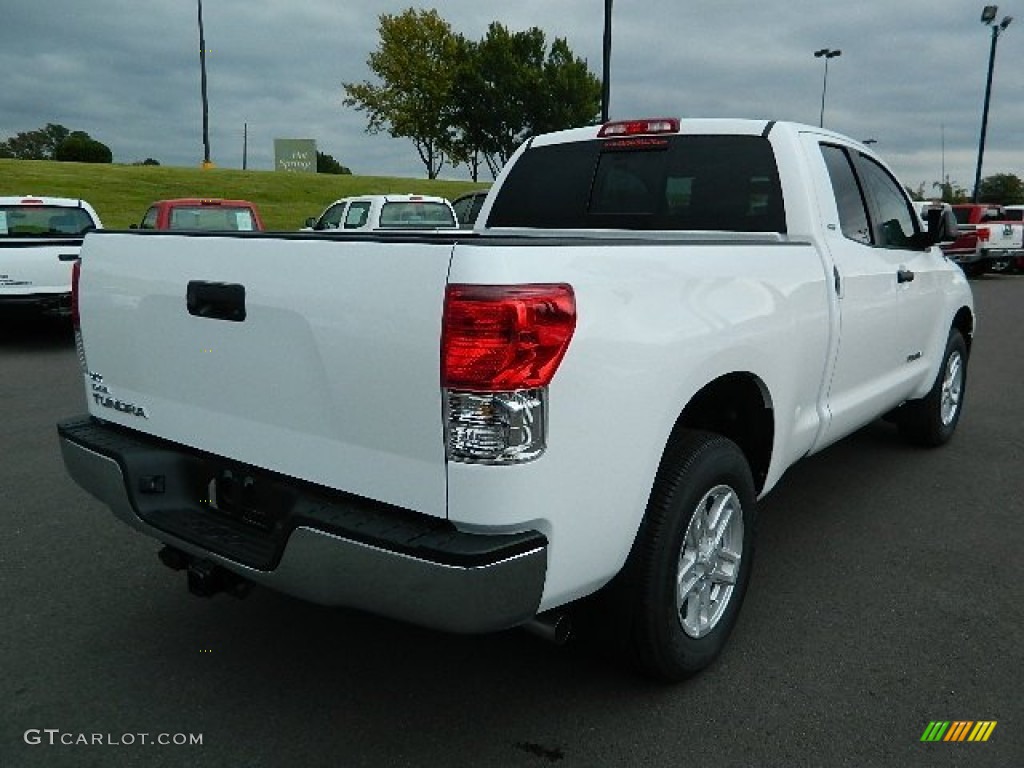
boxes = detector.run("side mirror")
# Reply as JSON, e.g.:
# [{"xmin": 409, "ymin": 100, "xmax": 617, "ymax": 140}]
[
  {"xmin": 926, "ymin": 207, "xmax": 959, "ymax": 244},
  {"xmin": 304, "ymin": 217, "xmax": 318, "ymax": 229}
]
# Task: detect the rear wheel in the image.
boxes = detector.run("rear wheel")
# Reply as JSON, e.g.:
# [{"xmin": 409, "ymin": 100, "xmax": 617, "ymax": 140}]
[
  {"xmin": 607, "ymin": 431, "xmax": 757, "ymax": 681},
  {"xmin": 898, "ymin": 328, "xmax": 967, "ymax": 447}
]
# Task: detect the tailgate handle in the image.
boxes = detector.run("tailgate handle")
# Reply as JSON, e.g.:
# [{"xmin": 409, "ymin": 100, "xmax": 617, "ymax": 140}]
[{"xmin": 187, "ymin": 281, "xmax": 246, "ymax": 322}]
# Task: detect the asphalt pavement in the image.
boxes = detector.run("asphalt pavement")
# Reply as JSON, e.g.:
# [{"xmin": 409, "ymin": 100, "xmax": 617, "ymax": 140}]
[{"xmin": 2, "ymin": 277, "xmax": 1022, "ymax": 768}]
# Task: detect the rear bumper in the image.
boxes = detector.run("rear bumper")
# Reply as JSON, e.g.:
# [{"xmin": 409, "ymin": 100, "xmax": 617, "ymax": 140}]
[
  {"xmin": 0, "ymin": 291, "xmax": 71, "ymax": 314},
  {"xmin": 57, "ymin": 417, "xmax": 547, "ymax": 633}
]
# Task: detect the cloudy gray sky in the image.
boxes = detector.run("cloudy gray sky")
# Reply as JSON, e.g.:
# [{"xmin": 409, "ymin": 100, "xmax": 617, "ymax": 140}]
[{"xmin": 2, "ymin": 1, "xmax": 1021, "ymax": 193}]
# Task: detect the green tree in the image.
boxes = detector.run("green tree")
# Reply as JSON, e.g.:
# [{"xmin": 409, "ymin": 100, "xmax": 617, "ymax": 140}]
[
  {"xmin": 55, "ymin": 131, "xmax": 112, "ymax": 163},
  {"xmin": 0, "ymin": 123, "xmax": 71, "ymax": 160},
  {"xmin": 449, "ymin": 23, "xmax": 600, "ymax": 178},
  {"xmin": 977, "ymin": 173, "xmax": 1024, "ymax": 205},
  {"xmin": 342, "ymin": 8, "xmax": 458, "ymax": 179},
  {"xmin": 317, "ymin": 151, "xmax": 351, "ymax": 175}
]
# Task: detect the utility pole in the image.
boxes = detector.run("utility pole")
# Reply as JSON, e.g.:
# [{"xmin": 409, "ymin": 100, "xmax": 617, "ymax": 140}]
[
  {"xmin": 813, "ymin": 48, "xmax": 842, "ymax": 128},
  {"xmin": 601, "ymin": 0, "xmax": 613, "ymax": 122},
  {"xmin": 972, "ymin": 6, "xmax": 1012, "ymax": 202},
  {"xmin": 198, "ymin": 0, "xmax": 213, "ymax": 168}
]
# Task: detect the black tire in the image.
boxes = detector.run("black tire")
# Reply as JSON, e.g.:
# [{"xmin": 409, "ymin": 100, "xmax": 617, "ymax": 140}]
[
  {"xmin": 962, "ymin": 262, "xmax": 986, "ymax": 278},
  {"xmin": 898, "ymin": 328, "xmax": 968, "ymax": 447},
  {"xmin": 607, "ymin": 430, "xmax": 757, "ymax": 681}
]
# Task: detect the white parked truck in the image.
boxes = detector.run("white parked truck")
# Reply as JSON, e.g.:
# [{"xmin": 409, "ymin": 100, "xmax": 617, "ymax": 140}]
[
  {"xmin": 58, "ymin": 119, "xmax": 973, "ymax": 680},
  {"xmin": 0, "ymin": 196, "xmax": 102, "ymax": 315},
  {"xmin": 302, "ymin": 193, "xmax": 458, "ymax": 231}
]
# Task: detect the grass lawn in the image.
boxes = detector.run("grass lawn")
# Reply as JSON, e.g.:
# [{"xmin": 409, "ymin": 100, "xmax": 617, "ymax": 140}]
[{"xmin": 0, "ymin": 159, "xmax": 489, "ymax": 230}]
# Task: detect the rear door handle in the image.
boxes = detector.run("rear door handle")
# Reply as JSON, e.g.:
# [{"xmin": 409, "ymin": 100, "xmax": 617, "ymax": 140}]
[
  {"xmin": 897, "ymin": 267, "xmax": 915, "ymax": 284},
  {"xmin": 187, "ymin": 281, "xmax": 246, "ymax": 322}
]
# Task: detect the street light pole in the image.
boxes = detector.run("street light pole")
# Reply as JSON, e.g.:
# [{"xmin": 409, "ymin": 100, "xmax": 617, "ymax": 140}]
[
  {"xmin": 601, "ymin": 0, "xmax": 613, "ymax": 122},
  {"xmin": 814, "ymin": 48, "xmax": 841, "ymax": 128},
  {"xmin": 972, "ymin": 6, "xmax": 1012, "ymax": 202},
  {"xmin": 198, "ymin": 0, "xmax": 213, "ymax": 168}
]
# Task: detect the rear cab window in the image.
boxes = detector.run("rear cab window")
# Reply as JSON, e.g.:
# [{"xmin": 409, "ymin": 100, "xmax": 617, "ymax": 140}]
[
  {"xmin": 487, "ymin": 135, "xmax": 786, "ymax": 232},
  {"xmin": 0, "ymin": 205, "xmax": 96, "ymax": 236},
  {"xmin": 168, "ymin": 206, "xmax": 256, "ymax": 231},
  {"xmin": 378, "ymin": 201, "xmax": 456, "ymax": 228}
]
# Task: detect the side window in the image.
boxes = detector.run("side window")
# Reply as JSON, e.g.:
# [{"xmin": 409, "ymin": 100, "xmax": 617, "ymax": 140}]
[
  {"xmin": 469, "ymin": 194, "xmax": 485, "ymax": 224},
  {"xmin": 319, "ymin": 203, "xmax": 346, "ymax": 230},
  {"xmin": 140, "ymin": 207, "xmax": 158, "ymax": 230},
  {"xmin": 820, "ymin": 144, "xmax": 871, "ymax": 245},
  {"xmin": 344, "ymin": 202, "xmax": 370, "ymax": 229},
  {"xmin": 855, "ymin": 155, "xmax": 918, "ymax": 248},
  {"xmin": 452, "ymin": 196, "xmax": 473, "ymax": 227}
]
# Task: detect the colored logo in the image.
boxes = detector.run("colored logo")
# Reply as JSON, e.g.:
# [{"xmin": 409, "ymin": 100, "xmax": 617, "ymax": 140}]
[{"xmin": 921, "ymin": 721, "xmax": 997, "ymax": 742}]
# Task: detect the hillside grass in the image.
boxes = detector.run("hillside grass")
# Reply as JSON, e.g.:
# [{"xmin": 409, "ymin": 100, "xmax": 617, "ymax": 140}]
[{"xmin": 0, "ymin": 159, "xmax": 489, "ymax": 230}]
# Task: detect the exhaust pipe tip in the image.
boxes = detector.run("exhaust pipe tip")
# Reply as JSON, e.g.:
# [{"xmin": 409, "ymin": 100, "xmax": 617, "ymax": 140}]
[{"xmin": 522, "ymin": 611, "xmax": 572, "ymax": 645}]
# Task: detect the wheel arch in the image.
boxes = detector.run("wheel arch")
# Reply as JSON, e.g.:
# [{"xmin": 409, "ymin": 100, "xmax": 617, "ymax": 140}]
[
  {"xmin": 952, "ymin": 305, "xmax": 974, "ymax": 355},
  {"xmin": 666, "ymin": 372, "xmax": 774, "ymax": 494}
]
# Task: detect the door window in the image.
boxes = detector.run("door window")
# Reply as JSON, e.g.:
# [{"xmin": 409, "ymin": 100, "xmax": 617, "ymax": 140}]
[
  {"xmin": 318, "ymin": 203, "xmax": 347, "ymax": 230},
  {"xmin": 140, "ymin": 207, "xmax": 158, "ymax": 230},
  {"xmin": 344, "ymin": 202, "xmax": 370, "ymax": 228},
  {"xmin": 820, "ymin": 144, "xmax": 871, "ymax": 245},
  {"xmin": 854, "ymin": 156, "xmax": 919, "ymax": 248}
]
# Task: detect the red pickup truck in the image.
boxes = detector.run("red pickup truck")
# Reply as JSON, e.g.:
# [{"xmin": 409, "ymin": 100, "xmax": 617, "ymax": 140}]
[
  {"xmin": 135, "ymin": 198, "xmax": 265, "ymax": 232},
  {"xmin": 946, "ymin": 203, "xmax": 1024, "ymax": 275}
]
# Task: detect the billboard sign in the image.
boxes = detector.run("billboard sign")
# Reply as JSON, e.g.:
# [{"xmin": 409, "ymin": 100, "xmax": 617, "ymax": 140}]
[{"xmin": 274, "ymin": 139, "xmax": 317, "ymax": 173}]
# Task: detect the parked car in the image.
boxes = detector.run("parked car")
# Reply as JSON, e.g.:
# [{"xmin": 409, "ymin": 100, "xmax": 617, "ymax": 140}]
[
  {"xmin": 983, "ymin": 204, "xmax": 1024, "ymax": 273},
  {"xmin": 0, "ymin": 195, "xmax": 102, "ymax": 315},
  {"xmin": 135, "ymin": 199, "xmax": 265, "ymax": 232},
  {"xmin": 451, "ymin": 190, "xmax": 489, "ymax": 228},
  {"xmin": 947, "ymin": 203, "xmax": 1012, "ymax": 276},
  {"xmin": 303, "ymin": 194, "xmax": 457, "ymax": 231}
]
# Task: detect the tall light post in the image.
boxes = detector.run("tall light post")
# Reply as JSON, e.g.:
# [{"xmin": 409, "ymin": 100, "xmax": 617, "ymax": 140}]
[
  {"xmin": 198, "ymin": 0, "xmax": 213, "ymax": 168},
  {"xmin": 813, "ymin": 48, "xmax": 841, "ymax": 127},
  {"xmin": 972, "ymin": 6, "xmax": 1012, "ymax": 202},
  {"xmin": 601, "ymin": 0, "xmax": 613, "ymax": 122}
]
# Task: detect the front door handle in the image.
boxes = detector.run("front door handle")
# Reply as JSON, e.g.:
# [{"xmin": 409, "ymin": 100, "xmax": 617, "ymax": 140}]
[{"xmin": 897, "ymin": 267, "xmax": 915, "ymax": 284}]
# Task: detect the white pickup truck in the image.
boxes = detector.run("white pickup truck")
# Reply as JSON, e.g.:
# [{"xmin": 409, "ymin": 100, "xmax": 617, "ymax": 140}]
[
  {"xmin": 975, "ymin": 215, "xmax": 1024, "ymax": 274},
  {"xmin": 302, "ymin": 193, "xmax": 458, "ymax": 231},
  {"xmin": 0, "ymin": 196, "xmax": 102, "ymax": 315},
  {"xmin": 58, "ymin": 118, "xmax": 973, "ymax": 680}
]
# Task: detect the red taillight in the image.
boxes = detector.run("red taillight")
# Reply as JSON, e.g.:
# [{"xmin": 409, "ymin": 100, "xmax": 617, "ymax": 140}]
[
  {"xmin": 977, "ymin": 228, "xmax": 990, "ymax": 242},
  {"xmin": 20, "ymin": 198, "xmax": 44, "ymax": 205},
  {"xmin": 598, "ymin": 118, "xmax": 679, "ymax": 137},
  {"xmin": 442, "ymin": 284, "xmax": 576, "ymax": 391},
  {"xmin": 71, "ymin": 259, "xmax": 81, "ymax": 329}
]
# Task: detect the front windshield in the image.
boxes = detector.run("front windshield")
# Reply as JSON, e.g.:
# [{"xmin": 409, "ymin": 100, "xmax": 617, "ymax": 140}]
[{"xmin": 0, "ymin": 205, "xmax": 96, "ymax": 236}]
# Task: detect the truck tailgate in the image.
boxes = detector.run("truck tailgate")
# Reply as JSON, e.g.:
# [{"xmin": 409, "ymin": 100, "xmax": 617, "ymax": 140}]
[
  {"xmin": 979, "ymin": 222, "xmax": 1024, "ymax": 250},
  {"xmin": 77, "ymin": 232, "xmax": 454, "ymax": 518},
  {"xmin": 0, "ymin": 238, "xmax": 81, "ymax": 295}
]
